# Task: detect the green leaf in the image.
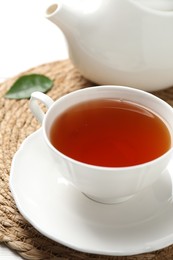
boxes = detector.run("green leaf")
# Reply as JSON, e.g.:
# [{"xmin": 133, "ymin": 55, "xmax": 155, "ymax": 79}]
[{"xmin": 5, "ymin": 74, "xmax": 53, "ymax": 99}]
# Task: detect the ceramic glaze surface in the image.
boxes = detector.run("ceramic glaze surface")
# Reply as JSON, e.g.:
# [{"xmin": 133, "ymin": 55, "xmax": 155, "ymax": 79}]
[
  {"xmin": 30, "ymin": 86, "xmax": 173, "ymax": 204},
  {"xmin": 46, "ymin": 0, "xmax": 173, "ymax": 91},
  {"xmin": 9, "ymin": 129, "xmax": 173, "ymax": 255}
]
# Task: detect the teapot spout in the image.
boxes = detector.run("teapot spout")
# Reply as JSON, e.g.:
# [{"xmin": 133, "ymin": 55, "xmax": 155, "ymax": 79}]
[{"xmin": 45, "ymin": 1, "xmax": 76, "ymax": 35}]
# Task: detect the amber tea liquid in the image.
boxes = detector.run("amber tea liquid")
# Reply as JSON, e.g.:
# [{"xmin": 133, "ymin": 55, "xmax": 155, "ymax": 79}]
[{"xmin": 50, "ymin": 99, "xmax": 171, "ymax": 167}]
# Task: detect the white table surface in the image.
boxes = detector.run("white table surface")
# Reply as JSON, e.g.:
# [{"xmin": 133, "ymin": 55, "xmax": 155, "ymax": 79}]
[{"xmin": 0, "ymin": 0, "xmax": 68, "ymax": 259}]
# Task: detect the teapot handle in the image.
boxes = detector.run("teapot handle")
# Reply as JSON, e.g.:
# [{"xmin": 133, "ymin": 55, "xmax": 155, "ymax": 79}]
[{"xmin": 30, "ymin": 92, "xmax": 54, "ymax": 124}]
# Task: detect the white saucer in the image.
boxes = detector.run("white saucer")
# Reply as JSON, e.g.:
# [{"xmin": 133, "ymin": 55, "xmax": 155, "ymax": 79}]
[{"xmin": 9, "ymin": 129, "xmax": 173, "ymax": 256}]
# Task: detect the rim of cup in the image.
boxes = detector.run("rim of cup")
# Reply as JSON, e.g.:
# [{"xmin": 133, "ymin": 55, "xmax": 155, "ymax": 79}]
[{"xmin": 42, "ymin": 85, "xmax": 173, "ymax": 171}]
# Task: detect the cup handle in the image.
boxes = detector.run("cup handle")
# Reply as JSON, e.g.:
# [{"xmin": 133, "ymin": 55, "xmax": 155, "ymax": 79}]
[{"xmin": 30, "ymin": 91, "xmax": 54, "ymax": 124}]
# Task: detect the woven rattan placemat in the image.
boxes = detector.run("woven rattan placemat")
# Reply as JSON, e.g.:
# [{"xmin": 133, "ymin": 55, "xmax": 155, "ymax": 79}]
[{"xmin": 1, "ymin": 59, "xmax": 173, "ymax": 260}]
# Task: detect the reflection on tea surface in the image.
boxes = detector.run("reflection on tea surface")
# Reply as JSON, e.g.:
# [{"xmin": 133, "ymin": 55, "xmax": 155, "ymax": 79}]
[{"xmin": 50, "ymin": 99, "xmax": 171, "ymax": 167}]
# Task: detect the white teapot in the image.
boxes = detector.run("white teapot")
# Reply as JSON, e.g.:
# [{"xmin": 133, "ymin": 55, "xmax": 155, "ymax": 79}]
[{"xmin": 45, "ymin": 0, "xmax": 173, "ymax": 91}]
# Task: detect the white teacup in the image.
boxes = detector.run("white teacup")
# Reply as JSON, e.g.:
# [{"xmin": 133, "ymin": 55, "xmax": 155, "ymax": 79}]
[{"xmin": 30, "ymin": 86, "xmax": 173, "ymax": 204}]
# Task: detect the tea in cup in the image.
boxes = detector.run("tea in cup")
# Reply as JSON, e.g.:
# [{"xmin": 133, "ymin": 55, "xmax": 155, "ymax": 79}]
[{"xmin": 30, "ymin": 86, "xmax": 173, "ymax": 204}]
